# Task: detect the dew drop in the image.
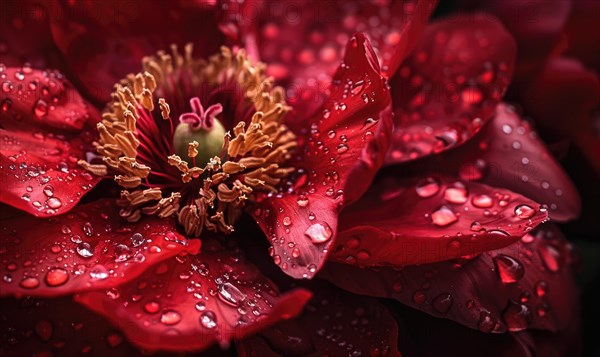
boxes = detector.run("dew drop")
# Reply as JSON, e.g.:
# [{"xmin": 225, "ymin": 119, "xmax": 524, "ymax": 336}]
[
  {"xmin": 217, "ymin": 281, "xmax": 246, "ymax": 307},
  {"xmin": 76, "ymin": 242, "xmax": 94, "ymax": 258},
  {"xmin": 89, "ymin": 265, "xmax": 109, "ymax": 280},
  {"xmin": 535, "ymin": 281, "xmax": 548, "ymax": 297},
  {"xmin": 304, "ymin": 222, "xmax": 333, "ymax": 244},
  {"xmin": 336, "ymin": 144, "xmax": 349, "ymax": 154},
  {"xmin": 47, "ymin": 197, "xmax": 62, "ymax": 209},
  {"xmin": 493, "ymin": 255, "xmax": 524, "ymax": 283},
  {"xmin": 33, "ymin": 99, "xmax": 48, "ymax": 118},
  {"xmin": 199, "ymin": 311, "xmax": 217, "ymax": 329},
  {"xmin": 296, "ymin": 195, "xmax": 309, "ymax": 207},
  {"xmin": 431, "ymin": 206, "xmax": 458, "ymax": 227},
  {"xmin": 160, "ymin": 310, "xmax": 182, "ymax": 325},
  {"xmin": 514, "ymin": 204, "xmax": 535, "ymax": 219},
  {"xmin": 282, "ymin": 216, "xmax": 292, "ymax": 227},
  {"xmin": 144, "ymin": 301, "xmax": 160, "ymax": 314},
  {"xmin": 130, "ymin": 233, "xmax": 145, "ymax": 247},
  {"xmin": 472, "ymin": 194, "xmax": 493, "ymax": 208},
  {"xmin": 114, "ymin": 244, "xmax": 133, "ymax": 262},
  {"xmin": 444, "ymin": 183, "xmax": 468, "ymax": 204},
  {"xmin": 539, "ymin": 243, "xmax": 561, "ymax": 273},
  {"xmin": 45, "ymin": 268, "xmax": 69, "ymax": 287},
  {"xmin": 415, "ymin": 177, "xmax": 440, "ymax": 198},
  {"xmin": 502, "ymin": 301, "xmax": 532, "ymax": 332},
  {"xmin": 432, "ymin": 293, "xmax": 453, "ymax": 314},
  {"xmin": 19, "ymin": 277, "xmax": 40, "ymax": 289}
]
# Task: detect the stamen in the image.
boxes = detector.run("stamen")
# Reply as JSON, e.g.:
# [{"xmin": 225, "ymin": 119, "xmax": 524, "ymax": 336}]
[{"xmin": 80, "ymin": 44, "xmax": 297, "ymax": 237}]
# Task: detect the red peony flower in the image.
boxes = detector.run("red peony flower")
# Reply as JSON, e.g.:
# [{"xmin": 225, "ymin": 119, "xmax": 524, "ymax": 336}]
[{"xmin": 0, "ymin": 1, "xmax": 584, "ymax": 356}]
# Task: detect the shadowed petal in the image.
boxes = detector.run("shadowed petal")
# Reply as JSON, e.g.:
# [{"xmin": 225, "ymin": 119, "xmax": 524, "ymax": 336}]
[
  {"xmin": 332, "ymin": 175, "xmax": 547, "ymax": 266},
  {"xmin": 386, "ymin": 103, "xmax": 581, "ymax": 221},
  {"xmin": 250, "ymin": 33, "xmax": 392, "ymax": 279},
  {"xmin": 386, "ymin": 14, "xmax": 516, "ymax": 164},
  {"xmin": 237, "ymin": 281, "xmax": 401, "ymax": 357},
  {"xmin": 0, "ymin": 199, "xmax": 200, "ymax": 298},
  {"xmin": 76, "ymin": 239, "xmax": 311, "ymax": 352},
  {"xmin": 322, "ymin": 224, "xmax": 579, "ymax": 334}
]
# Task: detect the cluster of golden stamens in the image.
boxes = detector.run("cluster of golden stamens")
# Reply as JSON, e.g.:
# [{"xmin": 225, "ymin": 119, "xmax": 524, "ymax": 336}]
[{"xmin": 80, "ymin": 45, "xmax": 297, "ymax": 237}]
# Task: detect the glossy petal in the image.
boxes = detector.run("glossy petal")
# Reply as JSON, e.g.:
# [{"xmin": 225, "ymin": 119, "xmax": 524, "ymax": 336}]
[
  {"xmin": 0, "ymin": 199, "xmax": 200, "ymax": 298},
  {"xmin": 250, "ymin": 33, "xmax": 392, "ymax": 279},
  {"xmin": 332, "ymin": 176, "xmax": 547, "ymax": 266},
  {"xmin": 253, "ymin": 0, "xmax": 436, "ymax": 120},
  {"xmin": 0, "ymin": 296, "xmax": 143, "ymax": 356},
  {"xmin": 47, "ymin": 1, "xmax": 225, "ymax": 102},
  {"xmin": 386, "ymin": 103, "xmax": 581, "ymax": 221},
  {"xmin": 237, "ymin": 281, "xmax": 401, "ymax": 357},
  {"xmin": 0, "ymin": 67, "xmax": 101, "ymax": 216},
  {"xmin": 322, "ymin": 224, "xmax": 579, "ymax": 333},
  {"xmin": 76, "ymin": 240, "xmax": 311, "ymax": 352},
  {"xmin": 386, "ymin": 14, "xmax": 516, "ymax": 164}
]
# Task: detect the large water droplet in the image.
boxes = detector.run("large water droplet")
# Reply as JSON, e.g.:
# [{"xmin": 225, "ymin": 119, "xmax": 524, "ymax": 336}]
[
  {"xmin": 493, "ymin": 255, "xmax": 524, "ymax": 283},
  {"xmin": 415, "ymin": 177, "xmax": 440, "ymax": 198},
  {"xmin": 45, "ymin": 268, "xmax": 69, "ymax": 287},
  {"xmin": 199, "ymin": 311, "xmax": 217, "ymax": 329},
  {"xmin": 89, "ymin": 265, "xmax": 109, "ymax": 280},
  {"xmin": 514, "ymin": 204, "xmax": 535, "ymax": 219},
  {"xmin": 432, "ymin": 293, "xmax": 453, "ymax": 314},
  {"xmin": 431, "ymin": 206, "xmax": 458, "ymax": 227},
  {"xmin": 76, "ymin": 242, "xmax": 94, "ymax": 258},
  {"xmin": 502, "ymin": 301, "xmax": 532, "ymax": 332},
  {"xmin": 444, "ymin": 183, "xmax": 468, "ymax": 204},
  {"xmin": 472, "ymin": 194, "xmax": 493, "ymax": 208},
  {"xmin": 46, "ymin": 197, "xmax": 62, "ymax": 209},
  {"xmin": 304, "ymin": 222, "xmax": 333, "ymax": 244},
  {"xmin": 160, "ymin": 310, "xmax": 182, "ymax": 325},
  {"xmin": 217, "ymin": 281, "xmax": 246, "ymax": 307}
]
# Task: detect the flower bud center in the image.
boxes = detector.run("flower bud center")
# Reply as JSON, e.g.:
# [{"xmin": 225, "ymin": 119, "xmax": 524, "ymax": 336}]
[{"xmin": 173, "ymin": 97, "xmax": 226, "ymax": 166}]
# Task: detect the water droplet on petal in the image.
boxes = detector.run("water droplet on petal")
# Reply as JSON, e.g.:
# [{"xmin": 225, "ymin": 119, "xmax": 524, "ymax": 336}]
[
  {"xmin": 45, "ymin": 268, "xmax": 69, "ymax": 287},
  {"xmin": 514, "ymin": 204, "xmax": 535, "ymax": 219},
  {"xmin": 304, "ymin": 222, "xmax": 333, "ymax": 244},
  {"xmin": 432, "ymin": 293, "xmax": 453, "ymax": 314},
  {"xmin": 19, "ymin": 277, "xmax": 40, "ymax": 289},
  {"xmin": 47, "ymin": 197, "xmax": 62, "ymax": 209},
  {"xmin": 217, "ymin": 281, "xmax": 246, "ymax": 307},
  {"xmin": 296, "ymin": 195, "xmax": 309, "ymax": 207},
  {"xmin": 535, "ymin": 281, "xmax": 548, "ymax": 297},
  {"xmin": 431, "ymin": 206, "xmax": 458, "ymax": 227},
  {"xmin": 472, "ymin": 194, "xmax": 493, "ymax": 208},
  {"xmin": 493, "ymin": 255, "xmax": 524, "ymax": 283},
  {"xmin": 130, "ymin": 233, "xmax": 145, "ymax": 247},
  {"xmin": 160, "ymin": 310, "xmax": 181, "ymax": 325},
  {"xmin": 89, "ymin": 265, "xmax": 109, "ymax": 280},
  {"xmin": 539, "ymin": 243, "xmax": 562, "ymax": 273},
  {"xmin": 76, "ymin": 242, "xmax": 94, "ymax": 258},
  {"xmin": 502, "ymin": 301, "xmax": 532, "ymax": 332},
  {"xmin": 444, "ymin": 183, "xmax": 468, "ymax": 204},
  {"xmin": 200, "ymin": 311, "xmax": 217, "ymax": 329},
  {"xmin": 416, "ymin": 177, "xmax": 440, "ymax": 198},
  {"xmin": 34, "ymin": 99, "xmax": 48, "ymax": 118}
]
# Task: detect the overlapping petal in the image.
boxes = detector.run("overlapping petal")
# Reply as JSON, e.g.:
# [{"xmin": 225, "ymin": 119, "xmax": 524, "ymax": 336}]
[
  {"xmin": 76, "ymin": 239, "xmax": 311, "ymax": 352},
  {"xmin": 237, "ymin": 281, "xmax": 401, "ymax": 357},
  {"xmin": 46, "ymin": 1, "xmax": 225, "ymax": 102},
  {"xmin": 0, "ymin": 199, "xmax": 200, "ymax": 298},
  {"xmin": 0, "ymin": 67, "xmax": 101, "ymax": 216},
  {"xmin": 250, "ymin": 33, "xmax": 392, "ymax": 279},
  {"xmin": 388, "ymin": 103, "xmax": 581, "ymax": 221},
  {"xmin": 0, "ymin": 296, "xmax": 140, "ymax": 356},
  {"xmin": 250, "ymin": 0, "xmax": 436, "ymax": 120},
  {"xmin": 386, "ymin": 14, "xmax": 516, "ymax": 163},
  {"xmin": 331, "ymin": 175, "xmax": 547, "ymax": 266},
  {"xmin": 322, "ymin": 224, "xmax": 579, "ymax": 334}
]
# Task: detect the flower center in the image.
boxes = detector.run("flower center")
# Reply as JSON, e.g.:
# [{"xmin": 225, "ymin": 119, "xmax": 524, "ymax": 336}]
[
  {"xmin": 80, "ymin": 45, "xmax": 296, "ymax": 237},
  {"xmin": 173, "ymin": 98, "xmax": 226, "ymax": 167}
]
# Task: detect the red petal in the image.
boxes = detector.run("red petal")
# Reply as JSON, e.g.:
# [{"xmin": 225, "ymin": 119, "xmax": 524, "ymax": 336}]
[
  {"xmin": 564, "ymin": 0, "xmax": 600, "ymax": 72},
  {"xmin": 47, "ymin": 1, "xmax": 225, "ymax": 102},
  {"xmin": 250, "ymin": 33, "xmax": 392, "ymax": 279},
  {"xmin": 322, "ymin": 223, "xmax": 579, "ymax": 333},
  {"xmin": 253, "ymin": 1, "xmax": 436, "ymax": 120},
  {"xmin": 0, "ymin": 296, "xmax": 142, "ymax": 356},
  {"xmin": 0, "ymin": 67, "xmax": 90, "ymax": 131},
  {"xmin": 0, "ymin": 67, "xmax": 102, "ymax": 216},
  {"xmin": 332, "ymin": 175, "xmax": 547, "ymax": 266},
  {"xmin": 237, "ymin": 281, "xmax": 401, "ymax": 357},
  {"xmin": 388, "ymin": 103, "xmax": 581, "ymax": 221},
  {"xmin": 0, "ymin": 199, "xmax": 200, "ymax": 298},
  {"xmin": 520, "ymin": 57, "xmax": 600, "ymax": 175},
  {"xmin": 386, "ymin": 14, "xmax": 516, "ymax": 164},
  {"xmin": 75, "ymin": 240, "xmax": 311, "ymax": 352},
  {"xmin": 475, "ymin": 0, "xmax": 571, "ymax": 89}
]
